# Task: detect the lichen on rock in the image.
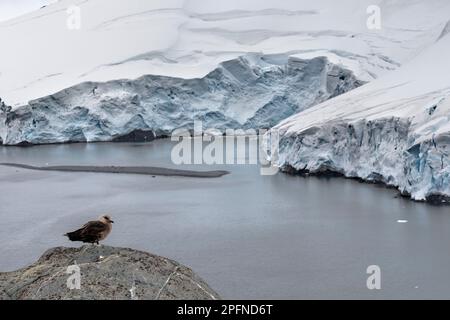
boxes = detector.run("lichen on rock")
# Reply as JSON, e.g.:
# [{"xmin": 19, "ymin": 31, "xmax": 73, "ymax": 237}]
[{"xmin": 0, "ymin": 246, "xmax": 220, "ymax": 300}]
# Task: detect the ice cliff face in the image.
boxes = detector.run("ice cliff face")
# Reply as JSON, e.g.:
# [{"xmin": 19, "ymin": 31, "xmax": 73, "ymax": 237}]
[
  {"xmin": 275, "ymin": 111, "xmax": 450, "ymax": 203},
  {"xmin": 272, "ymin": 31, "xmax": 450, "ymax": 203},
  {"xmin": 0, "ymin": 55, "xmax": 361, "ymax": 145}
]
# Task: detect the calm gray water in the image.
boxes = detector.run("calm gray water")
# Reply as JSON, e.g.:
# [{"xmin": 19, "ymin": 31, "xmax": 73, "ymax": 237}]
[{"xmin": 1, "ymin": 139, "xmax": 450, "ymax": 299}]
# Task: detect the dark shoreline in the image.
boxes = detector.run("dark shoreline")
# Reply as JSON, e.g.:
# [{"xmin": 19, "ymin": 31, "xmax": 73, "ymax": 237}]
[
  {"xmin": 0, "ymin": 163, "xmax": 229, "ymax": 178},
  {"xmin": 282, "ymin": 165, "xmax": 450, "ymax": 206},
  {"xmin": 0, "ymin": 133, "xmax": 170, "ymax": 148}
]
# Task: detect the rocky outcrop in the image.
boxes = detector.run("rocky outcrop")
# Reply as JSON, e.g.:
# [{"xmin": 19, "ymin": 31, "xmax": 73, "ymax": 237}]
[
  {"xmin": 0, "ymin": 54, "xmax": 362, "ymax": 145},
  {"xmin": 0, "ymin": 98, "xmax": 11, "ymax": 145},
  {"xmin": 0, "ymin": 246, "xmax": 220, "ymax": 300}
]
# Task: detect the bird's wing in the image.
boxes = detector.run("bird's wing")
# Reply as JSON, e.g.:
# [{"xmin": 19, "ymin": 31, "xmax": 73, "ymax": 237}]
[{"xmin": 80, "ymin": 221, "xmax": 108, "ymax": 237}]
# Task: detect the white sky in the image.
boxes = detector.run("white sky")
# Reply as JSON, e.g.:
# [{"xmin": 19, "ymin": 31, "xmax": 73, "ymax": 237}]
[{"xmin": 0, "ymin": 0, "xmax": 55, "ymax": 22}]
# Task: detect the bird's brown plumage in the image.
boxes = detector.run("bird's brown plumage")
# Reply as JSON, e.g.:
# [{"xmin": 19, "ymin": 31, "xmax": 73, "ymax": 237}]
[{"xmin": 65, "ymin": 215, "xmax": 114, "ymax": 244}]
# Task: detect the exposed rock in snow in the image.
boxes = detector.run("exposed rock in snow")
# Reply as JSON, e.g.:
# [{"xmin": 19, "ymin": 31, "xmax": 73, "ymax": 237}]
[
  {"xmin": 0, "ymin": 245, "xmax": 220, "ymax": 300},
  {"xmin": 271, "ymin": 32, "xmax": 450, "ymax": 203},
  {"xmin": 0, "ymin": 99, "xmax": 11, "ymax": 145},
  {"xmin": 0, "ymin": 55, "xmax": 362, "ymax": 145}
]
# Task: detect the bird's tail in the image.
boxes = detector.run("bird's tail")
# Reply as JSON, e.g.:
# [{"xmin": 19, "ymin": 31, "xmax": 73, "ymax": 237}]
[{"xmin": 65, "ymin": 230, "xmax": 82, "ymax": 241}]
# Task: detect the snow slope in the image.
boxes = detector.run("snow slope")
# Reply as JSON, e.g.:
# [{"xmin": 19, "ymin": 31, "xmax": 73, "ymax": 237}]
[
  {"xmin": 0, "ymin": 0, "xmax": 448, "ymax": 107},
  {"xmin": 273, "ymin": 30, "xmax": 450, "ymax": 202}
]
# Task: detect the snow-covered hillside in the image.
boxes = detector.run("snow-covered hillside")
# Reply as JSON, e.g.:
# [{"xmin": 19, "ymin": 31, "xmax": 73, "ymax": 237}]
[
  {"xmin": 0, "ymin": 0, "xmax": 448, "ymax": 107},
  {"xmin": 273, "ymin": 28, "xmax": 450, "ymax": 203}
]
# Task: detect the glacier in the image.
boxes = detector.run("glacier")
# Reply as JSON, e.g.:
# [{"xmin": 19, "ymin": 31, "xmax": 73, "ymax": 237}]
[
  {"xmin": 0, "ymin": 55, "xmax": 361, "ymax": 145},
  {"xmin": 2, "ymin": 0, "xmax": 450, "ymax": 203},
  {"xmin": 1, "ymin": 0, "xmax": 448, "ymax": 107},
  {"xmin": 271, "ymin": 29, "xmax": 450, "ymax": 203}
]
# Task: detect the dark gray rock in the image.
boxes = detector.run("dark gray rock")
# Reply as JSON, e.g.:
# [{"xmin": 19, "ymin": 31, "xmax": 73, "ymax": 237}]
[
  {"xmin": 112, "ymin": 129, "xmax": 156, "ymax": 142},
  {"xmin": 0, "ymin": 98, "xmax": 11, "ymax": 145},
  {"xmin": 0, "ymin": 246, "xmax": 220, "ymax": 300}
]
